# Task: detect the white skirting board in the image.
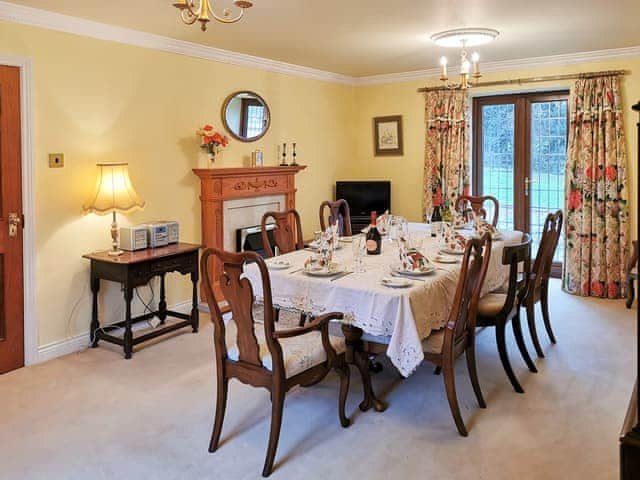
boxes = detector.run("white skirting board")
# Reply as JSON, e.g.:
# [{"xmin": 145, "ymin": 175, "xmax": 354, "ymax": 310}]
[{"xmin": 35, "ymin": 300, "xmax": 208, "ymax": 364}]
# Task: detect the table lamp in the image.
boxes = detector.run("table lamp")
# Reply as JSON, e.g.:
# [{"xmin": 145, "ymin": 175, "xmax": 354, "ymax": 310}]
[{"xmin": 83, "ymin": 162, "xmax": 145, "ymax": 256}]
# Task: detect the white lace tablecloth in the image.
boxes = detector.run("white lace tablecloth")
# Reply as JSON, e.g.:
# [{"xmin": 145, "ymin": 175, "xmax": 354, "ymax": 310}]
[{"xmin": 244, "ymin": 224, "xmax": 522, "ymax": 377}]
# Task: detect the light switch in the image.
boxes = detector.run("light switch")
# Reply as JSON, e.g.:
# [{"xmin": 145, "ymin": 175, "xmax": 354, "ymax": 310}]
[{"xmin": 49, "ymin": 153, "xmax": 64, "ymax": 168}]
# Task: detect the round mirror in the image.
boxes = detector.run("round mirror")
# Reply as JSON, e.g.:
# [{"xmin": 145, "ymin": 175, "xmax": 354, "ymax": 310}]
[{"xmin": 222, "ymin": 91, "xmax": 271, "ymax": 142}]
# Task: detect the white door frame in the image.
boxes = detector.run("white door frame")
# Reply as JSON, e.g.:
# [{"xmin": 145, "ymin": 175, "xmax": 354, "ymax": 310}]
[{"xmin": 0, "ymin": 54, "xmax": 37, "ymax": 365}]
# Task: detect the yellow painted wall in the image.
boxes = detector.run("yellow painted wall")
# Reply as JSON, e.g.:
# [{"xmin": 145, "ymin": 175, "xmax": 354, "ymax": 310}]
[
  {"xmin": 351, "ymin": 59, "xmax": 640, "ymax": 237},
  {"xmin": 0, "ymin": 21, "xmax": 355, "ymax": 347}
]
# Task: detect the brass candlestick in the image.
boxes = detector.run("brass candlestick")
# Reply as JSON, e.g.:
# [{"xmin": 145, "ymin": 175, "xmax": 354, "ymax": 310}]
[{"xmin": 291, "ymin": 142, "xmax": 298, "ymax": 166}]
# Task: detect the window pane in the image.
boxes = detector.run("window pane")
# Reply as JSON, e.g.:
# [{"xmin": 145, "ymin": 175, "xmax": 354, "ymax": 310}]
[
  {"xmin": 529, "ymin": 101, "xmax": 567, "ymax": 263},
  {"xmin": 481, "ymin": 104, "xmax": 515, "ymax": 231}
]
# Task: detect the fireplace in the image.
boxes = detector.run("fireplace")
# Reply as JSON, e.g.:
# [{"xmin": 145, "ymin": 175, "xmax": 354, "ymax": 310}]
[
  {"xmin": 194, "ymin": 165, "xmax": 307, "ymax": 303},
  {"xmin": 236, "ymin": 223, "xmax": 276, "ymax": 256}
]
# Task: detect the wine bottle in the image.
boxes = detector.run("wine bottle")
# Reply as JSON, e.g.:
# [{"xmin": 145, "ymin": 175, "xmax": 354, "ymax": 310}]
[
  {"xmin": 431, "ymin": 205, "xmax": 442, "ymax": 238},
  {"xmin": 366, "ymin": 211, "xmax": 382, "ymax": 255}
]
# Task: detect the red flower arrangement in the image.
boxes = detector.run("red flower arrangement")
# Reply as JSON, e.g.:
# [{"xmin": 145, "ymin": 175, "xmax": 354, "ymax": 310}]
[{"xmin": 197, "ymin": 124, "xmax": 229, "ymax": 161}]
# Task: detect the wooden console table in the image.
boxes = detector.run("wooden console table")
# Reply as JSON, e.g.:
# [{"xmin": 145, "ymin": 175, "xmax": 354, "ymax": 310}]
[{"xmin": 83, "ymin": 243, "xmax": 201, "ymax": 359}]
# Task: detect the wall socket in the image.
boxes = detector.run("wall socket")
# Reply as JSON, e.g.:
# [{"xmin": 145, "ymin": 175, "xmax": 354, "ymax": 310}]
[{"xmin": 49, "ymin": 153, "xmax": 64, "ymax": 168}]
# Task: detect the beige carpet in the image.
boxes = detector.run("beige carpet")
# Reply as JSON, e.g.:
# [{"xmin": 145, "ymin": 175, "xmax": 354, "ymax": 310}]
[{"xmin": 0, "ymin": 280, "xmax": 635, "ymax": 480}]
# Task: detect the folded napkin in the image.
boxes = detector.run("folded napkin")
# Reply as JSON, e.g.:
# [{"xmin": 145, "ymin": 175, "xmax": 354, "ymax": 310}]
[
  {"xmin": 451, "ymin": 207, "xmax": 468, "ymax": 228},
  {"xmin": 442, "ymin": 223, "xmax": 467, "ymax": 253},
  {"xmin": 398, "ymin": 239, "xmax": 431, "ymax": 271},
  {"xmin": 472, "ymin": 211, "xmax": 497, "ymax": 236}
]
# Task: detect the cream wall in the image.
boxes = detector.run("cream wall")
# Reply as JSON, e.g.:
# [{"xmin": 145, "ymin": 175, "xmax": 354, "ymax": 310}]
[
  {"xmin": 0, "ymin": 21, "xmax": 355, "ymax": 347},
  {"xmin": 351, "ymin": 59, "xmax": 640, "ymax": 237}
]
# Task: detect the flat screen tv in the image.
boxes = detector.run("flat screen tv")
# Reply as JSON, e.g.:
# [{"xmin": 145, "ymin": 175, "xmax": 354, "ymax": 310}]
[{"xmin": 336, "ymin": 181, "xmax": 391, "ymax": 219}]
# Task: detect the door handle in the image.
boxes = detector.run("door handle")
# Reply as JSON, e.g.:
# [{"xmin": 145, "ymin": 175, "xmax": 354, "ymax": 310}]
[
  {"xmin": 524, "ymin": 177, "xmax": 536, "ymax": 196},
  {"xmin": 8, "ymin": 212, "xmax": 21, "ymax": 237}
]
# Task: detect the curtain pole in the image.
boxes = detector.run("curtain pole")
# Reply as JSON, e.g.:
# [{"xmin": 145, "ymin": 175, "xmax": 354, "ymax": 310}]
[{"xmin": 417, "ymin": 69, "xmax": 630, "ymax": 93}]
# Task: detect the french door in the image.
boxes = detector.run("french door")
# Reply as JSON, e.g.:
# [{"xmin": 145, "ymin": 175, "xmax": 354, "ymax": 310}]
[
  {"xmin": 473, "ymin": 91, "xmax": 569, "ymax": 276},
  {"xmin": 0, "ymin": 66, "xmax": 24, "ymax": 374}
]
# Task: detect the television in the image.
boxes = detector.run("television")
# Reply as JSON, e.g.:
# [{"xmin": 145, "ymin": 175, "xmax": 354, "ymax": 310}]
[{"xmin": 335, "ymin": 181, "xmax": 391, "ymax": 222}]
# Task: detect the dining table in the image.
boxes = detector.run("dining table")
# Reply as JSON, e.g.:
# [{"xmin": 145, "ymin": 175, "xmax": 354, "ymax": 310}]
[{"xmin": 244, "ymin": 223, "xmax": 523, "ymax": 381}]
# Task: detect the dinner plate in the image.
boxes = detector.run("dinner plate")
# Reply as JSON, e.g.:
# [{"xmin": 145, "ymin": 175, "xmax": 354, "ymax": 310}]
[
  {"xmin": 267, "ymin": 259, "xmax": 292, "ymax": 270},
  {"xmin": 440, "ymin": 248, "xmax": 465, "ymax": 256},
  {"xmin": 303, "ymin": 264, "xmax": 345, "ymax": 277},
  {"xmin": 390, "ymin": 264, "xmax": 435, "ymax": 276},
  {"xmin": 380, "ymin": 276, "xmax": 412, "ymax": 288},
  {"xmin": 308, "ymin": 241, "xmax": 343, "ymax": 251},
  {"xmin": 433, "ymin": 254, "xmax": 459, "ymax": 264}
]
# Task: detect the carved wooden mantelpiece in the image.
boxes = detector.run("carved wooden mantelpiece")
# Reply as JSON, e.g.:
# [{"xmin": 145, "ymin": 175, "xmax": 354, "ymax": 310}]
[{"xmin": 193, "ymin": 165, "xmax": 307, "ymax": 301}]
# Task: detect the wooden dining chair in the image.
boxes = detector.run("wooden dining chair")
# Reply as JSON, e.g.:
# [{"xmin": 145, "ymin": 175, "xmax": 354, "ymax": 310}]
[
  {"xmin": 455, "ymin": 195, "xmax": 500, "ymax": 227},
  {"xmin": 476, "ymin": 233, "xmax": 537, "ymax": 393},
  {"xmin": 319, "ymin": 199, "xmax": 352, "ymax": 237},
  {"xmin": 201, "ymin": 248, "xmax": 351, "ymax": 477},
  {"xmin": 520, "ymin": 210, "xmax": 563, "ymax": 358},
  {"xmin": 261, "ymin": 209, "xmax": 304, "ymax": 259},
  {"xmin": 625, "ymin": 240, "xmax": 638, "ymax": 308},
  {"xmin": 422, "ymin": 233, "xmax": 492, "ymax": 437}
]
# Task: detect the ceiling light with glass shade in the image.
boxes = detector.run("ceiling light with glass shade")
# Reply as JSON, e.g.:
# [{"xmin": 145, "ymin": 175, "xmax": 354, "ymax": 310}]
[
  {"xmin": 173, "ymin": 0, "xmax": 253, "ymax": 31},
  {"xmin": 431, "ymin": 28, "xmax": 499, "ymax": 89}
]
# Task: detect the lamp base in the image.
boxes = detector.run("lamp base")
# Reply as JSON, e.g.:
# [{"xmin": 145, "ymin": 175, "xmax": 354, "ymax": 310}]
[{"xmin": 108, "ymin": 249, "xmax": 124, "ymax": 257}]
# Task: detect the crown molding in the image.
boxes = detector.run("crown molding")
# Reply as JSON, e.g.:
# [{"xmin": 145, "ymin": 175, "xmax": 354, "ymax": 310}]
[
  {"xmin": 0, "ymin": 1, "xmax": 638, "ymax": 88},
  {"xmin": 0, "ymin": 1, "xmax": 355, "ymax": 86},
  {"xmin": 355, "ymin": 45, "xmax": 640, "ymax": 86}
]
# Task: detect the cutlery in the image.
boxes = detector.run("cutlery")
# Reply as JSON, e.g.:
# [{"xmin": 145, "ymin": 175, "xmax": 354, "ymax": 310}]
[
  {"xmin": 390, "ymin": 271, "xmax": 425, "ymax": 283},
  {"xmin": 289, "ymin": 267, "xmax": 304, "ymax": 274},
  {"xmin": 331, "ymin": 271, "xmax": 354, "ymax": 282}
]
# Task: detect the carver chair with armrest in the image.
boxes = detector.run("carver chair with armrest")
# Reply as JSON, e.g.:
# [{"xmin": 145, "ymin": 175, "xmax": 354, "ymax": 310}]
[
  {"xmin": 201, "ymin": 248, "xmax": 351, "ymax": 477},
  {"xmin": 422, "ymin": 232, "xmax": 492, "ymax": 437},
  {"xmin": 626, "ymin": 240, "xmax": 638, "ymax": 308},
  {"xmin": 476, "ymin": 233, "xmax": 537, "ymax": 393},
  {"xmin": 319, "ymin": 199, "xmax": 352, "ymax": 237}
]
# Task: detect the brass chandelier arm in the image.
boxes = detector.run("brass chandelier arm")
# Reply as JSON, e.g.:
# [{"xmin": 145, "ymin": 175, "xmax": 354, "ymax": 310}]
[
  {"xmin": 174, "ymin": 0, "xmax": 251, "ymax": 30},
  {"xmin": 210, "ymin": 8, "xmax": 245, "ymax": 24}
]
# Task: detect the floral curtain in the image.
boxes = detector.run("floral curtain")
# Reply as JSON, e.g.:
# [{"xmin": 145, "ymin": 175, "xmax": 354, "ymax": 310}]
[
  {"xmin": 564, "ymin": 75, "xmax": 629, "ymax": 298},
  {"xmin": 423, "ymin": 89, "xmax": 470, "ymax": 217}
]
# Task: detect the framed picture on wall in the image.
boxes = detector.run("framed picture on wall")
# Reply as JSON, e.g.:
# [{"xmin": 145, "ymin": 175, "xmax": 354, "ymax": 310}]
[{"xmin": 373, "ymin": 115, "xmax": 404, "ymax": 156}]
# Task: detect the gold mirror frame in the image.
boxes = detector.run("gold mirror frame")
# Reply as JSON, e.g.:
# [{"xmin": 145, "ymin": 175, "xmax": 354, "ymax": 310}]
[{"xmin": 221, "ymin": 90, "xmax": 271, "ymax": 142}]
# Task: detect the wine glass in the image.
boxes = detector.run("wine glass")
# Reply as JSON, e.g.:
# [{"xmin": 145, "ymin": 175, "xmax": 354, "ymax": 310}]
[{"xmin": 352, "ymin": 235, "xmax": 365, "ymax": 273}]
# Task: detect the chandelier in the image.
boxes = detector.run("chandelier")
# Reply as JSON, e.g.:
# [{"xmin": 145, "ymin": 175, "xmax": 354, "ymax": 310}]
[
  {"xmin": 431, "ymin": 28, "xmax": 499, "ymax": 89},
  {"xmin": 173, "ymin": 1, "xmax": 253, "ymax": 31}
]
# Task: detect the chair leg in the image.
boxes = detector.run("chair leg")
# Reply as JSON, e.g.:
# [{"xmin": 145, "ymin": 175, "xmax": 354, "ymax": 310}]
[
  {"xmin": 496, "ymin": 322, "xmax": 524, "ymax": 394},
  {"xmin": 442, "ymin": 363, "xmax": 468, "ymax": 437},
  {"xmin": 626, "ymin": 276, "xmax": 635, "ymax": 309},
  {"xmin": 335, "ymin": 365, "xmax": 351, "ymax": 428},
  {"xmin": 540, "ymin": 283, "xmax": 557, "ymax": 344},
  {"xmin": 208, "ymin": 376, "xmax": 228, "ymax": 453},
  {"xmin": 465, "ymin": 342, "xmax": 487, "ymax": 408},
  {"xmin": 273, "ymin": 308, "xmax": 280, "ymax": 323},
  {"xmin": 262, "ymin": 389, "xmax": 285, "ymax": 478},
  {"xmin": 512, "ymin": 312, "xmax": 538, "ymax": 373},
  {"xmin": 526, "ymin": 303, "xmax": 545, "ymax": 358}
]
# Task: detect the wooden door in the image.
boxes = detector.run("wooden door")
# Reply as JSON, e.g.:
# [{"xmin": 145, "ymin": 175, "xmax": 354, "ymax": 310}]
[
  {"xmin": 0, "ymin": 66, "xmax": 24, "ymax": 374},
  {"xmin": 473, "ymin": 91, "xmax": 568, "ymax": 277}
]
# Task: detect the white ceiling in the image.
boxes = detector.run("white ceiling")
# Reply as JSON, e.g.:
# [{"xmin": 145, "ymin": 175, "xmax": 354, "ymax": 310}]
[{"xmin": 8, "ymin": 0, "xmax": 640, "ymax": 77}]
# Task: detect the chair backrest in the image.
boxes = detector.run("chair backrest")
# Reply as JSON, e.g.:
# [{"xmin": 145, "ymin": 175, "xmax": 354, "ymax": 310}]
[
  {"xmin": 531, "ymin": 210, "xmax": 563, "ymax": 291},
  {"xmin": 200, "ymin": 247, "xmax": 283, "ymax": 373},
  {"xmin": 455, "ymin": 195, "xmax": 499, "ymax": 227},
  {"xmin": 261, "ymin": 209, "xmax": 304, "ymax": 258},
  {"xmin": 500, "ymin": 233, "xmax": 532, "ymax": 314},
  {"xmin": 319, "ymin": 199, "xmax": 352, "ymax": 237},
  {"xmin": 443, "ymin": 233, "xmax": 492, "ymax": 350},
  {"xmin": 627, "ymin": 240, "xmax": 639, "ymax": 274}
]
